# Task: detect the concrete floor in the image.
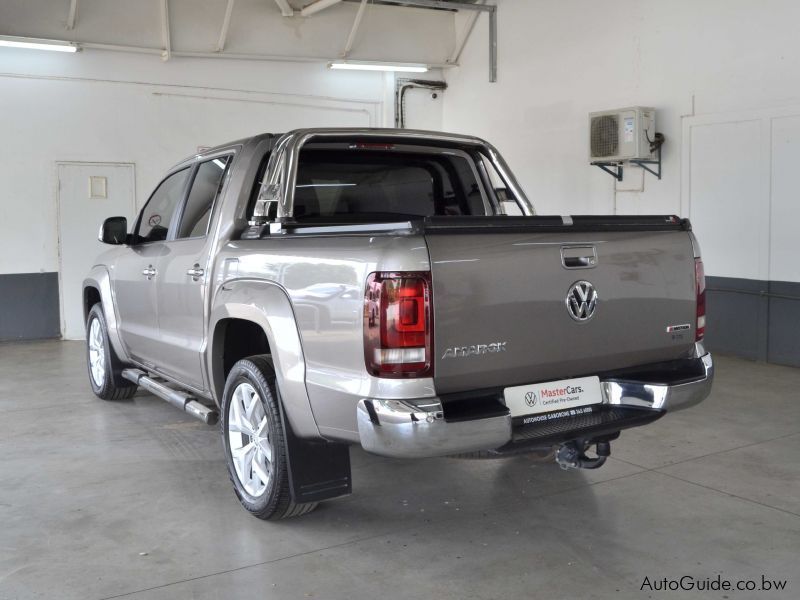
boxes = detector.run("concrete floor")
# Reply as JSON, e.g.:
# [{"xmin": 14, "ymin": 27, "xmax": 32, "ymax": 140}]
[{"xmin": 0, "ymin": 341, "xmax": 798, "ymax": 600}]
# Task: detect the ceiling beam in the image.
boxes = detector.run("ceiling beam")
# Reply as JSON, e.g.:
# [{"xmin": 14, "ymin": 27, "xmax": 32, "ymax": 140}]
[
  {"xmin": 375, "ymin": 0, "xmax": 492, "ymax": 11},
  {"xmin": 216, "ymin": 0, "xmax": 236, "ymax": 52},
  {"xmin": 341, "ymin": 0, "xmax": 368, "ymax": 58},
  {"xmin": 448, "ymin": 0, "xmax": 481, "ymax": 64},
  {"xmin": 160, "ymin": 0, "xmax": 171, "ymax": 60},
  {"xmin": 371, "ymin": 0, "xmax": 498, "ymax": 82},
  {"xmin": 32, "ymin": 37, "xmax": 457, "ymax": 68},
  {"xmin": 300, "ymin": 0, "xmax": 343, "ymax": 17},
  {"xmin": 273, "ymin": 0, "xmax": 294, "ymax": 17},
  {"xmin": 66, "ymin": 0, "xmax": 78, "ymax": 30}
]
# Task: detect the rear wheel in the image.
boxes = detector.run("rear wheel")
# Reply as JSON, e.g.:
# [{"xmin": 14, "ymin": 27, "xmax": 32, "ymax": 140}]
[
  {"xmin": 222, "ymin": 356, "xmax": 317, "ymax": 520},
  {"xmin": 86, "ymin": 304, "xmax": 137, "ymax": 400}
]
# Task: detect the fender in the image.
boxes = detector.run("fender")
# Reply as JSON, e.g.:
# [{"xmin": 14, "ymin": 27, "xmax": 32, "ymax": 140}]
[
  {"xmin": 208, "ymin": 279, "xmax": 321, "ymax": 439},
  {"xmin": 83, "ymin": 266, "xmax": 130, "ymax": 363}
]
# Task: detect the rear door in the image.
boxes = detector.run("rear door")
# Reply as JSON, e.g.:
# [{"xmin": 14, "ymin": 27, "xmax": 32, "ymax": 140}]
[
  {"xmin": 153, "ymin": 154, "xmax": 233, "ymax": 390},
  {"xmin": 426, "ymin": 220, "xmax": 697, "ymax": 394}
]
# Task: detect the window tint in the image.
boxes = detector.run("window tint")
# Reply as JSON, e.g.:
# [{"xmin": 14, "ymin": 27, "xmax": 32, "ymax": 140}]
[
  {"xmin": 177, "ymin": 156, "xmax": 231, "ymax": 239},
  {"xmin": 137, "ymin": 168, "xmax": 190, "ymax": 243},
  {"xmin": 293, "ymin": 150, "xmax": 487, "ymax": 219}
]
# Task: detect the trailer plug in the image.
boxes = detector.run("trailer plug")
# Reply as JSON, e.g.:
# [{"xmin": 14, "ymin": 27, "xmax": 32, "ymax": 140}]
[
  {"xmin": 555, "ymin": 440, "xmax": 609, "ymax": 470},
  {"xmin": 555, "ymin": 441, "xmax": 581, "ymax": 470}
]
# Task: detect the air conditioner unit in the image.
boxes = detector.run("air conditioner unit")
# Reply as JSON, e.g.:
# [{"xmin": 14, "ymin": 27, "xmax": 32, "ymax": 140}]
[{"xmin": 589, "ymin": 107, "xmax": 656, "ymax": 162}]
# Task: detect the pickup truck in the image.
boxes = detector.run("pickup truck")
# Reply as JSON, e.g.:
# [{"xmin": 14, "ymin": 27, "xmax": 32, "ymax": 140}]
[{"xmin": 84, "ymin": 128, "xmax": 714, "ymax": 520}]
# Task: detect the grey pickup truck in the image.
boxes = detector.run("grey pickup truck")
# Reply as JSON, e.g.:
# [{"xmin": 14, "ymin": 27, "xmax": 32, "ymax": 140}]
[{"xmin": 84, "ymin": 128, "xmax": 713, "ymax": 520}]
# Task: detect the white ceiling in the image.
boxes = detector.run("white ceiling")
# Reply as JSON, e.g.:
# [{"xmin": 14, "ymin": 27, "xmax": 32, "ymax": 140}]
[{"xmin": 0, "ymin": 0, "xmax": 459, "ymax": 65}]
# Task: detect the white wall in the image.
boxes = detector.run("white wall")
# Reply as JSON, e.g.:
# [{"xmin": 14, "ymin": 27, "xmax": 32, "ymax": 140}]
[
  {"xmin": 683, "ymin": 106, "xmax": 800, "ymax": 286},
  {"xmin": 0, "ymin": 49, "xmax": 400, "ymax": 275},
  {"xmin": 0, "ymin": 0, "xmax": 455, "ymax": 277},
  {"xmin": 443, "ymin": 0, "xmax": 800, "ymax": 231},
  {"xmin": 401, "ymin": 84, "xmax": 445, "ymax": 132}
]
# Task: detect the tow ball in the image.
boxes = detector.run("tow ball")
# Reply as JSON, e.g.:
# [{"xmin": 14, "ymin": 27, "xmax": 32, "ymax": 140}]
[{"xmin": 555, "ymin": 439, "xmax": 611, "ymax": 470}]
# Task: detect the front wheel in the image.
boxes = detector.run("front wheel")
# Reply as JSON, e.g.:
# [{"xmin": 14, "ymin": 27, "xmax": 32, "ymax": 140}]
[
  {"xmin": 222, "ymin": 356, "xmax": 317, "ymax": 520},
  {"xmin": 86, "ymin": 304, "xmax": 137, "ymax": 400}
]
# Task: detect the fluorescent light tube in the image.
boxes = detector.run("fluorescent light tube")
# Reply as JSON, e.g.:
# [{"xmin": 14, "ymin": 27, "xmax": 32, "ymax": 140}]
[
  {"xmin": 328, "ymin": 61, "xmax": 428, "ymax": 73},
  {"xmin": 0, "ymin": 36, "xmax": 78, "ymax": 53}
]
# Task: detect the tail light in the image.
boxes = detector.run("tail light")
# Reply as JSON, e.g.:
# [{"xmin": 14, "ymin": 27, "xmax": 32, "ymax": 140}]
[
  {"xmin": 364, "ymin": 272, "xmax": 432, "ymax": 378},
  {"xmin": 695, "ymin": 258, "xmax": 706, "ymax": 341}
]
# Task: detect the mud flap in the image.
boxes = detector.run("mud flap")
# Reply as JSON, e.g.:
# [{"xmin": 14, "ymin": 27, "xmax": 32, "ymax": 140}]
[{"xmin": 278, "ymin": 404, "xmax": 352, "ymax": 504}]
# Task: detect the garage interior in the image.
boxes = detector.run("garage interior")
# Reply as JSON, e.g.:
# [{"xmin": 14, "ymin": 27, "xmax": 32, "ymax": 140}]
[{"xmin": 1, "ymin": 1, "xmax": 798, "ymax": 599}]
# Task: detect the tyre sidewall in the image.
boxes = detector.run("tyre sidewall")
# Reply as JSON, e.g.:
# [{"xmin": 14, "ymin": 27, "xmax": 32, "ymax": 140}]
[
  {"xmin": 221, "ymin": 359, "xmax": 287, "ymax": 516},
  {"xmin": 86, "ymin": 304, "xmax": 113, "ymax": 397}
]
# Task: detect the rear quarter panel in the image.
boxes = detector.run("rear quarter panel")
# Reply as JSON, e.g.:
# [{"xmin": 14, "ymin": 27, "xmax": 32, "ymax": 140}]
[{"xmin": 212, "ymin": 233, "xmax": 434, "ymax": 441}]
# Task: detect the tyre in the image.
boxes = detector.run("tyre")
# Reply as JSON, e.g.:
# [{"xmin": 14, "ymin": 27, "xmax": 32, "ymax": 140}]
[
  {"xmin": 221, "ymin": 356, "xmax": 318, "ymax": 520},
  {"xmin": 86, "ymin": 303, "xmax": 138, "ymax": 401}
]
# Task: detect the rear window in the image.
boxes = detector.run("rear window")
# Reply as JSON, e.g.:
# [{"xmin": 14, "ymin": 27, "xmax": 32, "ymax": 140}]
[{"xmin": 293, "ymin": 150, "xmax": 487, "ymax": 219}]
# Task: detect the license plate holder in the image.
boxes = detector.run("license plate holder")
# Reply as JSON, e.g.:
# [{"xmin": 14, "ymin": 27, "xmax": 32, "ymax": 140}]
[{"xmin": 504, "ymin": 375, "xmax": 603, "ymax": 419}]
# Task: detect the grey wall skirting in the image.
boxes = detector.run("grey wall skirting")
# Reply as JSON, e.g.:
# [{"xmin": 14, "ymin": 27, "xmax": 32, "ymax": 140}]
[
  {"xmin": 705, "ymin": 276, "xmax": 800, "ymax": 368},
  {"xmin": 1, "ymin": 271, "xmax": 798, "ymax": 367},
  {"xmin": 0, "ymin": 272, "xmax": 60, "ymax": 342}
]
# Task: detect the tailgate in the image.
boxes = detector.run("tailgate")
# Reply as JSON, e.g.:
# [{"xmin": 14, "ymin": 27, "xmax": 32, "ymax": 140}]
[{"xmin": 425, "ymin": 217, "xmax": 697, "ymax": 395}]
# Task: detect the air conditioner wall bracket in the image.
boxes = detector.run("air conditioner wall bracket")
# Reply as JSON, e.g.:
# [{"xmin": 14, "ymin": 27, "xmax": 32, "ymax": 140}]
[
  {"xmin": 591, "ymin": 161, "xmax": 624, "ymax": 181},
  {"xmin": 591, "ymin": 134, "xmax": 662, "ymax": 182}
]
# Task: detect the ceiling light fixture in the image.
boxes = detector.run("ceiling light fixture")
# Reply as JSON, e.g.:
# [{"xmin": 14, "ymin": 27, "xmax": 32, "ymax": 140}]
[
  {"xmin": 0, "ymin": 35, "xmax": 78, "ymax": 53},
  {"xmin": 328, "ymin": 61, "xmax": 428, "ymax": 73}
]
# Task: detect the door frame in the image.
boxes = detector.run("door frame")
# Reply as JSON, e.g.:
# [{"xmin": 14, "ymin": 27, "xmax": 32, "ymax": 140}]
[{"xmin": 55, "ymin": 160, "xmax": 137, "ymax": 339}]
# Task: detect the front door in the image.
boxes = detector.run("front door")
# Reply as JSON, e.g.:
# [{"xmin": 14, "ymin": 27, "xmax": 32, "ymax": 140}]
[
  {"xmin": 154, "ymin": 155, "xmax": 233, "ymax": 390},
  {"xmin": 56, "ymin": 162, "xmax": 135, "ymax": 340},
  {"xmin": 113, "ymin": 243, "xmax": 165, "ymax": 366},
  {"xmin": 115, "ymin": 167, "xmax": 192, "ymax": 365}
]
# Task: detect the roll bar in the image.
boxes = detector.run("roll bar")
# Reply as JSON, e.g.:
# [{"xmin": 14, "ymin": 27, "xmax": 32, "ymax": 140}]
[{"xmin": 249, "ymin": 128, "xmax": 534, "ymax": 226}]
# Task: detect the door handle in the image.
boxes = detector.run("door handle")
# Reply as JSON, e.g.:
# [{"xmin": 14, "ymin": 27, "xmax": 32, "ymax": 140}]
[
  {"xmin": 186, "ymin": 264, "xmax": 205, "ymax": 281},
  {"xmin": 561, "ymin": 246, "xmax": 597, "ymax": 269},
  {"xmin": 142, "ymin": 265, "xmax": 157, "ymax": 279}
]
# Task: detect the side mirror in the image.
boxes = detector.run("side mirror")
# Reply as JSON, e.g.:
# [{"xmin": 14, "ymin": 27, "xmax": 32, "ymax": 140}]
[{"xmin": 99, "ymin": 216, "xmax": 128, "ymax": 245}]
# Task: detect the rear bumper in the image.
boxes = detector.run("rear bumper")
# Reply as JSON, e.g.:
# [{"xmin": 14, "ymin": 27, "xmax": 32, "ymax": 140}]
[
  {"xmin": 601, "ymin": 350, "xmax": 714, "ymax": 412},
  {"xmin": 357, "ymin": 346, "xmax": 714, "ymax": 458}
]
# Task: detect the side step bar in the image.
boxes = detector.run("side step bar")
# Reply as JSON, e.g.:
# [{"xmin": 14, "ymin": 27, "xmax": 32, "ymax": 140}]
[{"xmin": 122, "ymin": 368, "xmax": 219, "ymax": 425}]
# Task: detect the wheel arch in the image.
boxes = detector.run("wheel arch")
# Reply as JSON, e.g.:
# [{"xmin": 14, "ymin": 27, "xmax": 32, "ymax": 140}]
[
  {"xmin": 209, "ymin": 280, "xmax": 320, "ymax": 439},
  {"xmin": 82, "ymin": 267, "xmax": 129, "ymax": 362}
]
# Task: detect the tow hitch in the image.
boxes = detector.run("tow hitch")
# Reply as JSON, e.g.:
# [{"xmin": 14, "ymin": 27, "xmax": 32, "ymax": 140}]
[{"xmin": 555, "ymin": 439, "xmax": 611, "ymax": 470}]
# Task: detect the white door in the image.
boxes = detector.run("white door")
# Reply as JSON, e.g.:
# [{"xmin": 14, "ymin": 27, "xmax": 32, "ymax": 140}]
[{"xmin": 57, "ymin": 162, "xmax": 136, "ymax": 340}]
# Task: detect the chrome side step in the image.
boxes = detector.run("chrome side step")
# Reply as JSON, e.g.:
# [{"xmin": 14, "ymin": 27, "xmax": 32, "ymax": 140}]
[{"xmin": 122, "ymin": 368, "xmax": 219, "ymax": 425}]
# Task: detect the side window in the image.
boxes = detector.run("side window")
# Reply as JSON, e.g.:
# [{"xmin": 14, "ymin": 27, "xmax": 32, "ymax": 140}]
[
  {"xmin": 177, "ymin": 156, "xmax": 232, "ymax": 239},
  {"xmin": 137, "ymin": 168, "xmax": 191, "ymax": 243}
]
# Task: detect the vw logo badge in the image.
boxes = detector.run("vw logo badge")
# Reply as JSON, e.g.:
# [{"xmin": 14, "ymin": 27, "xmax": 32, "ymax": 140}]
[
  {"xmin": 525, "ymin": 391, "xmax": 538, "ymax": 407},
  {"xmin": 566, "ymin": 280, "xmax": 598, "ymax": 322}
]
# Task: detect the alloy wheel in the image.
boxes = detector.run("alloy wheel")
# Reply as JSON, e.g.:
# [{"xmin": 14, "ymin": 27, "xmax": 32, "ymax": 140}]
[
  {"xmin": 227, "ymin": 382, "xmax": 273, "ymax": 497},
  {"xmin": 88, "ymin": 318, "xmax": 106, "ymax": 387}
]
